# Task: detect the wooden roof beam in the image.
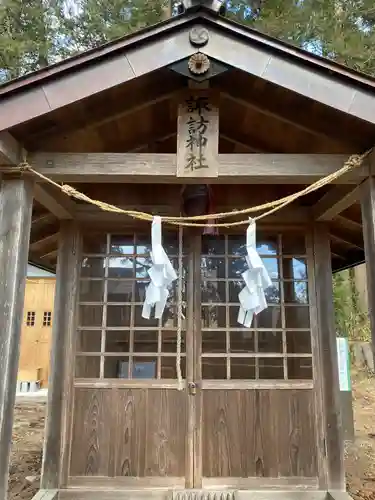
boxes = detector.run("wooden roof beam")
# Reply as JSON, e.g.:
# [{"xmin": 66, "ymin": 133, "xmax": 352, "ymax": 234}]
[
  {"xmin": 30, "ymin": 233, "xmax": 59, "ymax": 253},
  {"xmin": 330, "ymin": 233, "xmax": 363, "ymax": 251},
  {"xmin": 220, "ymin": 90, "xmax": 353, "ymax": 148},
  {"xmin": 313, "ymin": 185, "xmax": 361, "ymax": 221},
  {"xmin": 0, "ymin": 132, "xmax": 26, "ymax": 165},
  {"xmin": 33, "ymin": 183, "xmax": 76, "ymax": 219},
  {"xmin": 29, "ymin": 152, "xmax": 363, "ymax": 184},
  {"xmin": 334, "ymin": 214, "xmax": 362, "ymax": 232}
]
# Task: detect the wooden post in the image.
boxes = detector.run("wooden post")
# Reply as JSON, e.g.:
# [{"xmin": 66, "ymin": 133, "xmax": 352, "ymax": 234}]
[
  {"xmin": 312, "ymin": 224, "xmax": 345, "ymax": 491},
  {"xmin": 41, "ymin": 221, "xmax": 81, "ymax": 489},
  {"xmin": 360, "ymin": 175, "xmax": 375, "ymax": 368},
  {"xmin": 0, "ymin": 176, "xmax": 34, "ymax": 500}
]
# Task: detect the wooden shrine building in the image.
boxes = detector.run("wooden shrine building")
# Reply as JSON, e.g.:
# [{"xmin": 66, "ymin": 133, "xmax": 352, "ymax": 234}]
[{"xmin": 2, "ymin": 1, "xmax": 375, "ymax": 499}]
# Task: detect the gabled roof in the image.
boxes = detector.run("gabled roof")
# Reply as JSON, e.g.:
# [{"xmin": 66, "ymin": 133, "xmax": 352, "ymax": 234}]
[{"xmin": 1, "ymin": 5, "xmax": 375, "ymax": 131}]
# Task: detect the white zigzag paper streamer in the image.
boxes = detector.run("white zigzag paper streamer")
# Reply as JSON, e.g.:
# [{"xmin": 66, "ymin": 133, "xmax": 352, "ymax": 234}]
[
  {"xmin": 237, "ymin": 220, "xmax": 272, "ymax": 328},
  {"xmin": 142, "ymin": 216, "xmax": 178, "ymax": 320}
]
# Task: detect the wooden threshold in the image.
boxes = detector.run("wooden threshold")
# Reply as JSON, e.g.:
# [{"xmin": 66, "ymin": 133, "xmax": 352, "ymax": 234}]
[{"xmin": 53, "ymin": 488, "xmax": 335, "ymax": 500}]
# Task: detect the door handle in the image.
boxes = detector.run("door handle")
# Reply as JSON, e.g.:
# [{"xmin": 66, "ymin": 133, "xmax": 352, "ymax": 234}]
[{"xmin": 188, "ymin": 382, "xmax": 197, "ymax": 395}]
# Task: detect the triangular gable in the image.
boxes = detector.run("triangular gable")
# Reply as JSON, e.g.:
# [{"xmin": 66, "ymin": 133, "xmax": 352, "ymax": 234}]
[{"xmin": 1, "ymin": 7, "xmax": 375, "ymax": 131}]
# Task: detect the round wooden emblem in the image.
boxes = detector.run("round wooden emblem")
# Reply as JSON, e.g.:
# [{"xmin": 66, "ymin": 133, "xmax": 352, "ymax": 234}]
[{"xmin": 189, "ymin": 26, "xmax": 209, "ymax": 47}]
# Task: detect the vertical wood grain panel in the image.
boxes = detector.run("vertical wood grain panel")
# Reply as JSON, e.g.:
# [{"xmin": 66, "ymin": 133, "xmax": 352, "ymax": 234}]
[
  {"xmin": 145, "ymin": 389, "xmax": 186, "ymax": 477},
  {"xmin": 115, "ymin": 389, "xmax": 147, "ymax": 477},
  {"xmin": 202, "ymin": 390, "xmax": 248, "ymax": 477},
  {"xmin": 273, "ymin": 390, "xmax": 317, "ymax": 477},
  {"xmin": 70, "ymin": 389, "xmax": 113, "ymax": 476},
  {"xmin": 202, "ymin": 390, "xmax": 317, "ymax": 479}
]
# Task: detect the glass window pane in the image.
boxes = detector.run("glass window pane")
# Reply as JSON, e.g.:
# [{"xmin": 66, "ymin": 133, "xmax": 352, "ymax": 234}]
[
  {"xmin": 228, "ymin": 257, "xmax": 247, "ymax": 278},
  {"xmin": 231, "ymin": 358, "xmax": 256, "ymax": 379},
  {"xmin": 202, "ymin": 358, "xmax": 227, "ymax": 379},
  {"xmin": 80, "ymin": 280, "xmax": 104, "ymax": 302},
  {"xmin": 162, "ymin": 331, "xmax": 185, "ymax": 353},
  {"xmin": 135, "ymin": 257, "xmax": 151, "ymax": 279},
  {"xmin": 107, "ymin": 280, "xmax": 133, "ymax": 302},
  {"xmin": 79, "ymin": 305, "xmax": 103, "ymax": 327},
  {"xmin": 230, "ymin": 331, "xmax": 255, "ymax": 353},
  {"xmin": 282, "ymin": 233, "xmax": 306, "ymax": 254},
  {"xmin": 81, "ymin": 257, "xmax": 105, "ymax": 278},
  {"xmin": 228, "ymin": 281, "xmax": 243, "ymax": 303},
  {"xmin": 284, "ymin": 281, "xmax": 308, "ymax": 304},
  {"xmin": 202, "ymin": 305, "xmax": 226, "ymax": 328},
  {"xmin": 256, "ymin": 307, "xmax": 281, "ymax": 329},
  {"xmin": 133, "ymin": 331, "xmax": 158, "ymax": 353},
  {"xmin": 161, "ymin": 356, "xmax": 186, "ymax": 379},
  {"xmin": 283, "ymin": 258, "xmax": 307, "ymax": 280},
  {"xmin": 75, "ymin": 356, "xmax": 100, "ymax": 378},
  {"xmin": 110, "ymin": 235, "xmax": 134, "ymax": 255},
  {"xmin": 288, "ymin": 357, "xmax": 313, "ymax": 379},
  {"xmin": 262, "ymin": 257, "xmax": 280, "ymax": 280},
  {"xmin": 265, "ymin": 282, "xmax": 280, "ymax": 304},
  {"xmin": 162, "ymin": 305, "xmax": 182, "ymax": 328},
  {"xmin": 105, "ymin": 330, "xmax": 130, "ymax": 353},
  {"xmin": 202, "ymin": 236, "xmax": 225, "ymax": 255},
  {"xmin": 202, "ymin": 331, "xmax": 226, "ymax": 353},
  {"xmin": 104, "ymin": 356, "xmax": 130, "ymax": 378},
  {"xmin": 202, "ymin": 281, "xmax": 226, "ymax": 303},
  {"xmin": 108, "ymin": 257, "xmax": 134, "ymax": 278},
  {"xmin": 286, "ymin": 331, "xmax": 312, "ymax": 354},
  {"xmin": 258, "ymin": 331, "xmax": 283, "ymax": 353},
  {"xmin": 83, "ymin": 235, "xmax": 107, "ymax": 254},
  {"xmin": 132, "ymin": 357, "xmax": 157, "ymax": 379},
  {"xmin": 76, "ymin": 330, "xmax": 101, "ymax": 352},
  {"xmin": 259, "ymin": 358, "xmax": 284, "ymax": 379},
  {"xmin": 256, "ymin": 233, "xmax": 279, "ymax": 256},
  {"xmin": 135, "ymin": 236, "xmax": 152, "ymax": 256},
  {"xmin": 285, "ymin": 306, "xmax": 310, "ymax": 328},
  {"xmin": 107, "ymin": 305, "xmax": 131, "ymax": 327},
  {"xmin": 134, "ymin": 280, "xmax": 149, "ymax": 303},
  {"xmin": 227, "ymin": 235, "xmax": 246, "ymax": 256},
  {"xmin": 201, "ymin": 257, "xmax": 226, "ymax": 279}
]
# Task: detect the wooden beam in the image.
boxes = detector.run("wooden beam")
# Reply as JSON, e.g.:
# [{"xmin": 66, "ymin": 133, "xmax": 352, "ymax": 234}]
[
  {"xmin": 330, "ymin": 233, "xmax": 363, "ymax": 251},
  {"xmin": 360, "ymin": 174, "xmax": 375, "ymax": 370},
  {"xmin": 32, "ymin": 213, "xmax": 56, "ymax": 231},
  {"xmin": 30, "ymin": 233, "xmax": 59, "ymax": 253},
  {"xmin": 0, "ymin": 177, "xmax": 34, "ymax": 500},
  {"xmin": 334, "ymin": 214, "xmax": 362, "ymax": 233},
  {"xmin": 34, "ymin": 183, "xmax": 76, "ymax": 219},
  {"xmin": 313, "ymin": 185, "xmax": 361, "ymax": 221},
  {"xmin": 29, "ymin": 153, "xmax": 362, "ymax": 184},
  {"xmin": 0, "ymin": 131, "xmax": 25, "ymax": 165},
  {"xmin": 41, "ymin": 222, "xmax": 81, "ymax": 489},
  {"xmin": 312, "ymin": 224, "xmax": 345, "ymax": 490},
  {"xmin": 75, "ymin": 203, "xmax": 311, "ymax": 224}
]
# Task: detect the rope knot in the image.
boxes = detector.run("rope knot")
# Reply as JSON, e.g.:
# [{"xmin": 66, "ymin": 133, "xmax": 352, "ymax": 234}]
[
  {"xmin": 61, "ymin": 184, "xmax": 77, "ymax": 197},
  {"xmin": 18, "ymin": 162, "xmax": 30, "ymax": 173}
]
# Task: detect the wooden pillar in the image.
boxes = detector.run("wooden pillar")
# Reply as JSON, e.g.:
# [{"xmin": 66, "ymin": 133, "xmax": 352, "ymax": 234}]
[
  {"xmin": 312, "ymin": 224, "xmax": 345, "ymax": 491},
  {"xmin": 0, "ymin": 176, "xmax": 34, "ymax": 500},
  {"xmin": 41, "ymin": 221, "xmax": 81, "ymax": 489},
  {"xmin": 360, "ymin": 175, "xmax": 375, "ymax": 368}
]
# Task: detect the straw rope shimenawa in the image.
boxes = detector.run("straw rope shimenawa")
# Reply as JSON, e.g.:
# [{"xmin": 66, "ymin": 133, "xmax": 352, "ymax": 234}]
[
  {"xmin": 11, "ymin": 148, "xmax": 372, "ymax": 389},
  {"xmin": 14, "ymin": 148, "xmax": 373, "ymax": 227}
]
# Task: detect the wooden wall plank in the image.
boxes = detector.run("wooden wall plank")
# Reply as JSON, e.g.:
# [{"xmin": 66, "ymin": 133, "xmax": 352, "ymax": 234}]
[
  {"xmin": 202, "ymin": 390, "xmax": 317, "ymax": 480},
  {"xmin": 41, "ymin": 221, "xmax": 81, "ymax": 489},
  {"xmin": 115, "ymin": 389, "xmax": 147, "ymax": 477},
  {"xmin": 0, "ymin": 177, "xmax": 34, "ymax": 500},
  {"xmin": 70, "ymin": 388, "xmax": 113, "ymax": 477},
  {"xmin": 312, "ymin": 224, "xmax": 345, "ymax": 490},
  {"xmin": 145, "ymin": 389, "xmax": 186, "ymax": 477}
]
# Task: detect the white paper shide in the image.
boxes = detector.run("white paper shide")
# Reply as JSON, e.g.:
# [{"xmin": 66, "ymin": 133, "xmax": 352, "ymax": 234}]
[
  {"xmin": 142, "ymin": 216, "xmax": 178, "ymax": 320},
  {"xmin": 237, "ymin": 220, "xmax": 272, "ymax": 328}
]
